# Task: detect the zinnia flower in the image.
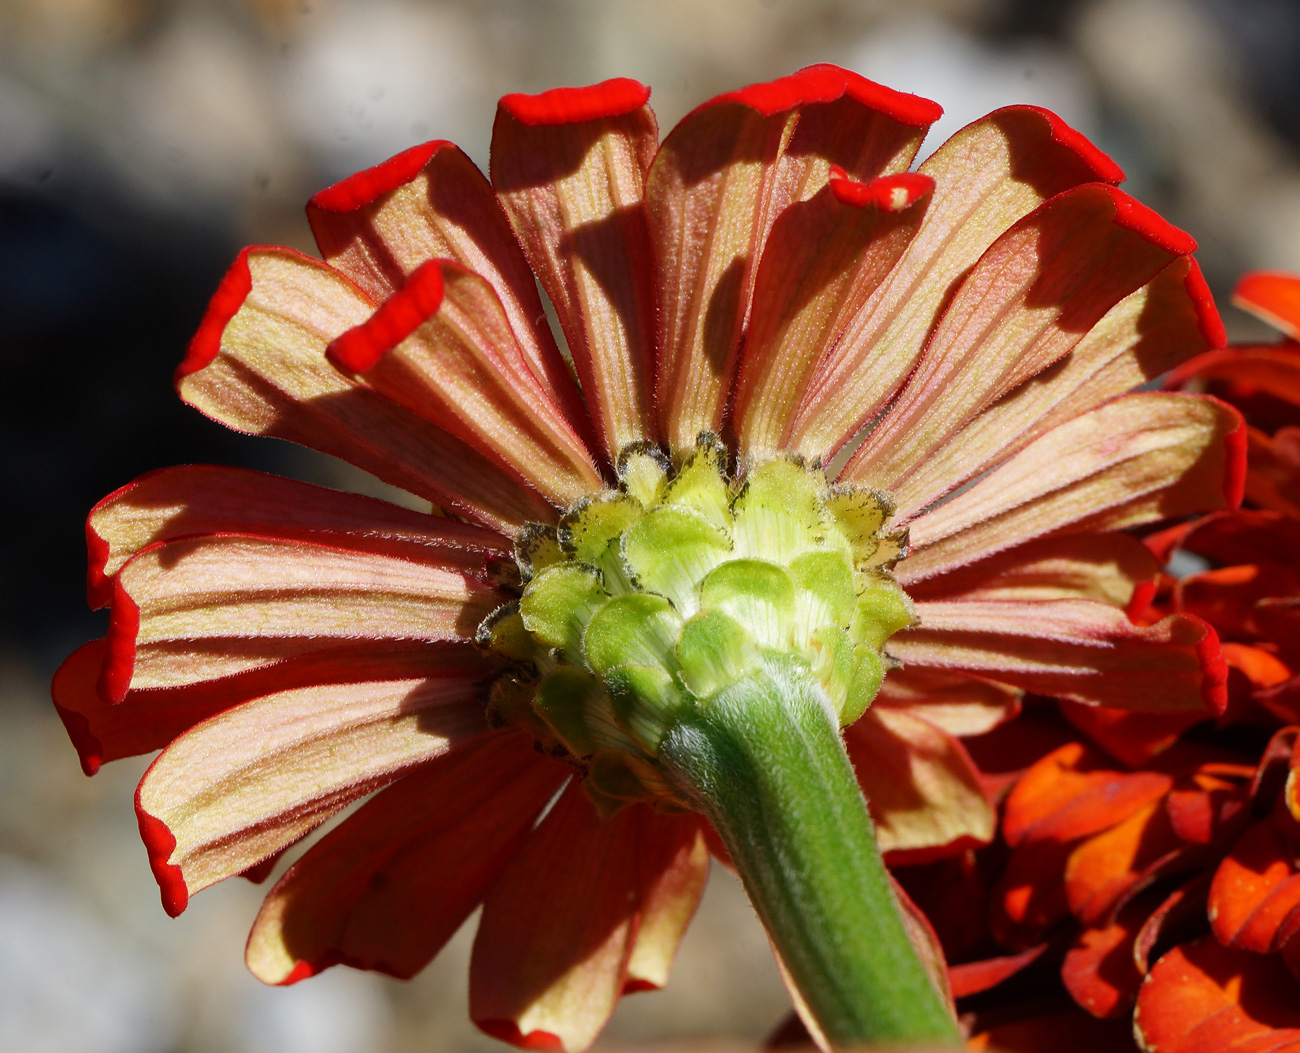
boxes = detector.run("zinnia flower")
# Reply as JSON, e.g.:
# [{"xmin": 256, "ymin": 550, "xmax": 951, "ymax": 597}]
[
  {"xmin": 54, "ymin": 65, "xmax": 1242, "ymax": 1051},
  {"xmin": 949, "ymin": 272, "xmax": 1300, "ymax": 1052}
]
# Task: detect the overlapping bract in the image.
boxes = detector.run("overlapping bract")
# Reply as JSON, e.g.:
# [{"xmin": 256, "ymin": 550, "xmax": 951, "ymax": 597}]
[{"xmin": 54, "ymin": 65, "xmax": 1242, "ymax": 1052}]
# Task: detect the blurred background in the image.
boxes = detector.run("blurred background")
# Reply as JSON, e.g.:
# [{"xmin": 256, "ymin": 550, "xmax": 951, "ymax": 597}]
[{"xmin": 4, "ymin": 0, "xmax": 1300, "ymax": 1049}]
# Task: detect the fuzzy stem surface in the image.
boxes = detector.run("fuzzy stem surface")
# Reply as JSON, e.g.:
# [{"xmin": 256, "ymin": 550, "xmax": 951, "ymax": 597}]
[{"xmin": 659, "ymin": 655, "xmax": 961, "ymax": 1047}]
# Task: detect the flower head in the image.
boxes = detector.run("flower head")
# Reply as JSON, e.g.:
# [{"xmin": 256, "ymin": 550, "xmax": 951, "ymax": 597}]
[{"xmin": 55, "ymin": 65, "xmax": 1243, "ymax": 1051}]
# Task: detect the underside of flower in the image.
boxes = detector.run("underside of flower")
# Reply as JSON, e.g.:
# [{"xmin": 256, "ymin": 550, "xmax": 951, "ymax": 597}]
[
  {"xmin": 55, "ymin": 62, "xmax": 1253, "ymax": 1053},
  {"xmin": 480, "ymin": 435, "xmax": 914, "ymax": 814}
]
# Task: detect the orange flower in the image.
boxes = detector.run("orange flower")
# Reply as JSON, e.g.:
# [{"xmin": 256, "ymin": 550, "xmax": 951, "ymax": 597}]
[
  {"xmin": 957, "ymin": 272, "xmax": 1300, "ymax": 1053},
  {"xmin": 54, "ymin": 66, "xmax": 1241, "ymax": 1051}
]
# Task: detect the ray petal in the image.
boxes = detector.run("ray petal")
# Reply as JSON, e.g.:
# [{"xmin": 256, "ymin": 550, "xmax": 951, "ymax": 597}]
[
  {"xmin": 647, "ymin": 64, "xmax": 940, "ymax": 451},
  {"xmin": 788, "ymin": 105, "xmax": 1125, "ymax": 457},
  {"xmin": 306, "ymin": 140, "xmax": 589, "ymax": 431},
  {"xmin": 135, "ymin": 673, "xmax": 491, "ymax": 915},
  {"xmin": 245, "ymin": 732, "xmax": 567, "ymax": 983},
  {"xmin": 491, "ymin": 78, "xmax": 659, "ymax": 461},
  {"xmin": 327, "ymin": 259, "xmax": 603, "ymax": 507},
  {"xmin": 843, "ymin": 184, "xmax": 1198, "ymax": 492},
  {"xmin": 898, "ymin": 393, "xmax": 1245, "ymax": 583},
  {"xmin": 177, "ymin": 247, "xmax": 553, "ymax": 530},
  {"xmin": 101, "ymin": 534, "xmax": 502, "ymax": 701}
]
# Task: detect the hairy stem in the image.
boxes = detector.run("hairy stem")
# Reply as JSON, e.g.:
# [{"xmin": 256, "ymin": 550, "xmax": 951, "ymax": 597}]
[{"xmin": 659, "ymin": 656, "xmax": 960, "ymax": 1047}]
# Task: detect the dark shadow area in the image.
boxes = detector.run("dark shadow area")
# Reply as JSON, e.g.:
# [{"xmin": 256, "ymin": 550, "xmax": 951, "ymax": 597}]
[{"xmin": 0, "ymin": 188, "xmax": 283, "ymax": 670}]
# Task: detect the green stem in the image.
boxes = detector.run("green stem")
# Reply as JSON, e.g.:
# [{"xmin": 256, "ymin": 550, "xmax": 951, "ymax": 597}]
[{"xmin": 659, "ymin": 655, "xmax": 961, "ymax": 1048}]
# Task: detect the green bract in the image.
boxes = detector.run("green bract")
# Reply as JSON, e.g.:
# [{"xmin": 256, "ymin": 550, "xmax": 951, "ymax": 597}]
[{"xmin": 478, "ymin": 435, "xmax": 913, "ymax": 814}]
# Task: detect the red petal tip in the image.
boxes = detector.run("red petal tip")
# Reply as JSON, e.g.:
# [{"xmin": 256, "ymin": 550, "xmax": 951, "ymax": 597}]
[
  {"xmin": 279, "ymin": 960, "xmax": 318, "ymax": 985},
  {"xmin": 830, "ymin": 171, "xmax": 934, "ymax": 211},
  {"xmin": 1189, "ymin": 614, "xmax": 1230, "ymax": 716},
  {"xmin": 175, "ymin": 248, "xmax": 255, "ymax": 383},
  {"xmin": 1184, "ymin": 258, "xmax": 1227, "ymax": 349},
  {"xmin": 1232, "ymin": 270, "xmax": 1300, "ymax": 339},
  {"xmin": 325, "ymin": 258, "xmax": 446, "ymax": 373},
  {"xmin": 308, "ymin": 141, "xmax": 450, "ymax": 214},
  {"xmin": 621, "ymin": 978, "xmax": 660, "ymax": 994},
  {"xmin": 1013, "ymin": 105, "xmax": 1125, "ymax": 183},
  {"xmin": 1106, "ymin": 187, "xmax": 1197, "ymax": 256},
  {"xmin": 702, "ymin": 63, "xmax": 942, "ymax": 125},
  {"xmin": 99, "ymin": 580, "xmax": 139, "ymax": 705},
  {"xmin": 51, "ymin": 702, "xmax": 103, "ymax": 776},
  {"xmin": 135, "ymin": 803, "xmax": 188, "ymax": 917},
  {"xmin": 499, "ymin": 78, "xmax": 650, "ymax": 126},
  {"xmin": 475, "ymin": 1020, "xmax": 565, "ymax": 1052},
  {"xmin": 85, "ymin": 518, "xmax": 111, "ymax": 609}
]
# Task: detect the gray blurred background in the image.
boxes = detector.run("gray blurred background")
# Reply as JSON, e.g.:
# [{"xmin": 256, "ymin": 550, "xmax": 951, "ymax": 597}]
[{"xmin": 4, "ymin": 0, "xmax": 1300, "ymax": 1049}]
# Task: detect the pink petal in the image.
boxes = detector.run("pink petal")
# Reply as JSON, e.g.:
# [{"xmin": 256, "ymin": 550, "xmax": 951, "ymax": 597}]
[
  {"xmin": 326, "ymin": 259, "xmax": 603, "ymax": 507},
  {"xmin": 135, "ymin": 672, "xmax": 491, "ymax": 915},
  {"xmin": 845, "ymin": 707, "xmax": 994, "ymax": 861},
  {"xmin": 899, "ymin": 392, "xmax": 1245, "ymax": 583},
  {"xmin": 886, "ymin": 255, "xmax": 1223, "ymax": 518},
  {"xmin": 647, "ymin": 64, "xmax": 938, "ymax": 451},
  {"xmin": 101, "ymin": 534, "xmax": 501, "ymax": 700},
  {"xmin": 843, "ymin": 184, "xmax": 1198, "ymax": 494},
  {"xmin": 788, "ymin": 105, "xmax": 1125, "ymax": 458},
  {"xmin": 906, "ymin": 532, "xmax": 1161, "ymax": 610},
  {"xmin": 177, "ymin": 247, "xmax": 553, "ymax": 530},
  {"xmin": 306, "ymin": 141, "xmax": 590, "ymax": 435},
  {"xmin": 490, "ymin": 79, "xmax": 659, "ymax": 462},
  {"xmin": 470, "ymin": 783, "xmax": 645, "ymax": 1052},
  {"xmin": 53, "ymin": 637, "xmax": 484, "ymax": 774},
  {"xmin": 894, "ymin": 596, "xmax": 1226, "ymax": 713},
  {"xmin": 86, "ymin": 464, "xmax": 507, "ymax": 609},
  {"xmin": 732, "ymin": 172, "xmax": 933, "ymax": 460},
  {"xmin": 245, "ymin": 731, "xmax": 567, "ymax": 983}
]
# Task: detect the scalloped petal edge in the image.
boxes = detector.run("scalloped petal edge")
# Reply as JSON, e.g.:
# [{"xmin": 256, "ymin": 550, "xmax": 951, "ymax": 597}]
[
  {"xmin": 475, "ymin": 1018, "xmax": 566, "ymax": 1052},
  {"xmin": 1214, "ymin": 395, "xmax": 1249, "ymax": 508},
  {"xmin": 988, "ymin": 104, "xmax": 1125, "ymax": 183},
  {"xmin": 1188, "ymin": 613, "xmax": 1230, "ymax": 716},
  {"xmin": 499, "ymin": 78, "xmax": 650, "ymax": 127},
  {"xmin": 1103, "ymin": 185, "xmax": 1197, "ymax": 255},
  {"xmin": 99, "ymin": 577, "xmax": 140, "ymax": 704},
  {"xmin": 691, "ymin": 62, "xmax": 942, "ymax": 125},
  {"xmin": 308, "ymin": 141, "xmax": 451, "ymax": 214},
  {"xmin": 174, "ymin": 245, "xmax": 335, "ymax": 383}
]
